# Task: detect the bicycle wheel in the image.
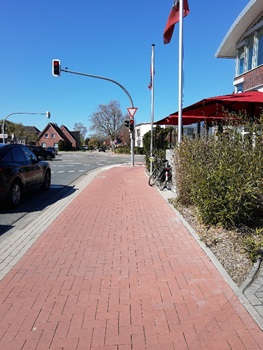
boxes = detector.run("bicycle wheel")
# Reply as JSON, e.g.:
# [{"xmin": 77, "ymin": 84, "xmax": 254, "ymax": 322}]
[
  {"xmin": 156, "ymin": 170, "xmax": 166, "ymax": 190},
  {"xmin": 166, "ymin": 172, "xmax": 173, "ymax": 190},
  {"xmin": 148, "ymin": 168, "xmax": 160, "ymax": 186},
  {"xmin": 157, "ymin": 179, "xmax": 166, "ymax": 191}
]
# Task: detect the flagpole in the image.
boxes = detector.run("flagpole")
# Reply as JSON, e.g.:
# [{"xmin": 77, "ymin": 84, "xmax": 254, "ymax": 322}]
[
  {"xmin": 178, "ymin": 0, "xmax": 184, "ymax": 144},
  {"xmin": 150, "ymin": 44, "xmax": 155, "ymax": 174}
]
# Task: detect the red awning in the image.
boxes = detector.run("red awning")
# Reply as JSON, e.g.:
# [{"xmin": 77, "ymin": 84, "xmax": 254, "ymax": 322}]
[
  {"xmin": 155, "ymin": 91, "xmax": 263, "ymax": 126},
  {"xmin": 169, "ymin": 91, "xmax": 263, "ymax": 119}
]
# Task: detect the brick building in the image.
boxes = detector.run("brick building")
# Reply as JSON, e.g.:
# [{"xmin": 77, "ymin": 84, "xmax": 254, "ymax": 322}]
[{"xmin": 37, "ymin": 123, "xmax": 80, "ymax": 150}]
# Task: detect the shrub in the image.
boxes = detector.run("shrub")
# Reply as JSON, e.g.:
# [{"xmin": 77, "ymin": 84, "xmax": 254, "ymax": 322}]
[
  {"xmin": 115, "ymin": 146, "xmax": 130, "ymax": 154},
  {"xmin": 174, "ymin": 124, "xmax": 263, "ymax": 228},
  {"xmin": 134, "ymin": 147, "xmax": 144, "ymax": 155},
  {"xmin": 242, "ymin": 228, "xmax": 263, "ymax": 262}
]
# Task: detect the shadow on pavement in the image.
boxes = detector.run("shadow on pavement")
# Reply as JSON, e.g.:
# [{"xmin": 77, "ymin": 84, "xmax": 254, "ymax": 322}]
[{"xmin": 0, "ymin": 185, "xmax": 77, "ymax": 236}]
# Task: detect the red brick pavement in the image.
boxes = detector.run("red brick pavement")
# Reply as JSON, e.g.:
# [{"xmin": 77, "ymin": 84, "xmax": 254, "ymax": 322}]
[{"xmin": 0, "ymin": 165, "xmax": 262, "ymax": 350}]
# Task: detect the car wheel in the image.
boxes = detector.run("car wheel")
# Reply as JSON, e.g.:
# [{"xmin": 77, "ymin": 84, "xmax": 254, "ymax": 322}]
[
  {"xmin": 46, "ymin": 155, "xmax": 52, "ymax": 161},
  {"xmin": 8, "ymin": 180, "xmax": 22, "ymax": 207},
  {"xmin": 41, "ymin": 171, "xmax": 51, "ymax": 191}
]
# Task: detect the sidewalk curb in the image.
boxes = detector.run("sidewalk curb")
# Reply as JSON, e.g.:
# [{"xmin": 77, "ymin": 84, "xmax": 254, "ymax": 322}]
[{"xmin": 241, "ymin": 259, "xmax": 262, "ymax": 293}]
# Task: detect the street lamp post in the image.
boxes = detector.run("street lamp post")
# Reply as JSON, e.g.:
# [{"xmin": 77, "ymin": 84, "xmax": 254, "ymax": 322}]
[{"xmin": 2, "ymin": 111, "xmax": 50, "ymax": 143}]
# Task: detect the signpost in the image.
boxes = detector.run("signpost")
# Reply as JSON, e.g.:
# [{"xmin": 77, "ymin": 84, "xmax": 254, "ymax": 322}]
[{"xmin": 127, "ymin": 107, "xmax": 138, "ymax": 166}]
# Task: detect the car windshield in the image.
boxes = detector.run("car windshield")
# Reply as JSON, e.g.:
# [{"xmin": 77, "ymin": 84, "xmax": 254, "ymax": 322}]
[{"xmin": 23, "ymin": 147, "xmax": 38, "ymax": 162}]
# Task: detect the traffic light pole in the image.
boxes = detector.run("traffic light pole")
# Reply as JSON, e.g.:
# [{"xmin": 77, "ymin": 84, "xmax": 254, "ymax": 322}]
[
  {"xmin": 1, "ymin": 111, "xmax": 50, "ymax": 144},
  {"xmin": 61, "ymin": 68, "xmax": 135, "ymax": 166}
]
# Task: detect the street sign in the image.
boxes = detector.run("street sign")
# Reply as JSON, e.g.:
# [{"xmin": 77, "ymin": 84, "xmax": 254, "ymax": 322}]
[
  {"xmin": 127, "ymin": 107, "xmax": 138, "ymax": 118},
  {"xmin": 0, "ymin": 134, "xmax": 8, "ymax": 139}
]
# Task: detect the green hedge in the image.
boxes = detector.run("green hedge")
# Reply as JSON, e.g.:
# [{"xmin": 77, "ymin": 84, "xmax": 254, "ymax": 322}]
[{"xmin": 174, "ymin": 126, "xmax": 263, "ymax": 228}]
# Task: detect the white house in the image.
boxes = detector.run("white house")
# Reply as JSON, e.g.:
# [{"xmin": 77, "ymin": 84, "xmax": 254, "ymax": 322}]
[{"xmin": 134, "ymin": 123, "xmax": 153, "ymax": 148}]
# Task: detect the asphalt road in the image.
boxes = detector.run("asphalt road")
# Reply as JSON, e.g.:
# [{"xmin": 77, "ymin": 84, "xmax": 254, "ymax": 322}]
[{"xmin": 0, "ymin": 151, "xmax": 145, "ymax": 236}]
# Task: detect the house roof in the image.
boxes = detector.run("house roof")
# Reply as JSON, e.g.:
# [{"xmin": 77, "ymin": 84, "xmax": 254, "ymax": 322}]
[
  {"xmin": 37, "ymin": 123, "xmax": 70, "ymax": 141},
  {"xmin": 23, "ymin": 126, "xmax": 41, "ymax": 134},
  {"xmin": 216, "ymin": 0, "xmax": 263, "ymax": 58},
  {"xmin": 37, "ymin": 123, "xmax": 80, "ymax": 146},
  {"xmin": 136, "ymin": 122, "xmax": 151, "ymax": 127},
  {"xmin": 60, "ymin": 125, "xmax": 78, "ymax": 141}
]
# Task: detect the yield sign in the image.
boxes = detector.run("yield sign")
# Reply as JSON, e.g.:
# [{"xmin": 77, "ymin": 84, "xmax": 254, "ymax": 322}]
[{"xmin": 127, "ymin": 107, "xmax": 138, "ymax": 119}]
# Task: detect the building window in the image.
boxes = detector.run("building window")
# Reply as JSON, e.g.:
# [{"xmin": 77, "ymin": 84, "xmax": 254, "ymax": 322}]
[
  {"xmin": 235, "ymin": 83, "xmax": 244, "ymax": 93},
  {"xmin": 247, "ymin": 37, "xmax": 253, "ymax": 71},
  {"xmin": 42, "ymin": 142, "xmax": 46, "ymax": 147},
  {"xmin": 51, "ymin": 133, "xmax": 55, "ymax": 138},
  {"xmin": 45, "ymin": 133, "xmax": 49, "ymax": 138},
  {"xmin": 236, "ymin": 31, "xmax": 261, "ymax": 76},
  {"xmin": 257, "ymin": 30, "xmax": 263, "ymax": 66},
  {"xmin": 237, "ymin": 48, "xmax": 245, "ymax": 75}
]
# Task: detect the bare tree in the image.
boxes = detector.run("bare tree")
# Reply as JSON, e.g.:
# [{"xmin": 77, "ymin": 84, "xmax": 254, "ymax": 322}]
[
  {"xmin": 89, "ymin": 101, "xmax": 127, "ymax": 147},
  {"xmin": 119, "ymin": 124, "xmax": 130, "ymax": 146},
  {"xmin": 73, "ymin": 122, "xmax": 87, "ymax": 143}
]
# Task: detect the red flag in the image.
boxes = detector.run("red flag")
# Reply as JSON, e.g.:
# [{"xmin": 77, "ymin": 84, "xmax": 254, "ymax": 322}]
[
  {"xmin": 148, "ymin": 64, "xmax": 153, "ymax": 89},
  {"xmin": 148, "ymin": 70, "xmax": 152, "ymax": 89},
  {"xmin": 163, "ymin": 0, "xmax": 190, "ymax": 44},
  {"xmin": 148, "ymin": 45, "xmax": 155, "ymax": 89}
]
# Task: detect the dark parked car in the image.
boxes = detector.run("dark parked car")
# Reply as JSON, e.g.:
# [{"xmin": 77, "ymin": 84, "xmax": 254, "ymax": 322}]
[
  {"xmin": 46, "ymin": 147, "xmax": 58, "ymax": 155},
  {"xmin": 27, "ymin": 145, "xmax": 55, "ymax": 160},
  {"xmin": 98, "ymin": 146, "xmax": 106, "ymax": 152},
  {"xmin": 0, "ymin": 144, "xmax": 51, "ymax": 207}
]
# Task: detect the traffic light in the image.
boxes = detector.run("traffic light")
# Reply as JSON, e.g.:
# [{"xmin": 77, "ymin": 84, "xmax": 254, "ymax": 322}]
[
  {"xmin": 124, "ymin": 120, "xmax": 129, "ymax": 128},
  {"xmin": 46, "ymin": 111, "xmax": 51, "ymax": 118},
  {"xmin": 52, "ymin": 59, "xmax": 61, "ymax": 76},
  {"xmin": 129, "ymin": 119, "xmax": 134, "ymax": 132}
]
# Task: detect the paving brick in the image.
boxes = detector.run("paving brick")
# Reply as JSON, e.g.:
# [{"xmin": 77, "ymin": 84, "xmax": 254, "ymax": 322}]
[
  {"xmin": 0, "ymin": 339, "xmax": 26, "ymax": 350},
  {"xmin": 0, "ymin": 165, "xmax": 262, "ymax": 349}
]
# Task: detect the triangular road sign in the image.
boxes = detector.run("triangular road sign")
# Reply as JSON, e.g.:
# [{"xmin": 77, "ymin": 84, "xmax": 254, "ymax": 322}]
[{"xmin": 127, "ymin": 107, "xmax": 138, "ymax": 118}]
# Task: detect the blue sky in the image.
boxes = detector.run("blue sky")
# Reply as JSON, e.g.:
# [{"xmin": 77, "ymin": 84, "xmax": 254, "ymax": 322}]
[{"xmin": 0, "ymin": 0, "xmax": 248, "ymax": 135}]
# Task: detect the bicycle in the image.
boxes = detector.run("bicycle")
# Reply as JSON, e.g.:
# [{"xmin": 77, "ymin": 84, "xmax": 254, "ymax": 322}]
[
  {"xmin": 148, "ymin": 156, "xmax": 163, "ymax": 186},
  {"xmin": 148, "ymin": 158, "xmax": 172, "ymax": 190}
]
